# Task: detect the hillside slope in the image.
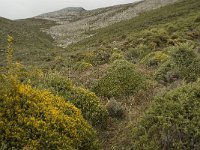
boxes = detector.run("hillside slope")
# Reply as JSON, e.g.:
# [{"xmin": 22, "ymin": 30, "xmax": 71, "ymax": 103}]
[
  {"xmin": 62, "ymin": 0, "xmax": 200, "ymax": 148},
  {"xmin": 36, "ymin": 0, "xmax": 179, "ymax": 47},
  {"xmin": 0, "ymin": 18, "xmax": 64, "ymax": 68},
  {"xmin": 1, "ymin": 0, "xmax": 200, "ymax": 149}
]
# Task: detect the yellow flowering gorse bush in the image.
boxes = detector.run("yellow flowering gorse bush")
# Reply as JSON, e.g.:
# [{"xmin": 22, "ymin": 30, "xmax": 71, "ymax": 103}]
[
  {"xmin": 0, "ymin": 75, "xmax": 98, "ymax": 149},
  {"xmin": 0, "ymin": 36, "xmax": 99, "ymax": 149}
]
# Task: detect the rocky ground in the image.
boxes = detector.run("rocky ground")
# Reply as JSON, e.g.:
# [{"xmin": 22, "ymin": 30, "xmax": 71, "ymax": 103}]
[{"xmin": 35, "ymin": 0, "xmax": 180, "ymax": 47}]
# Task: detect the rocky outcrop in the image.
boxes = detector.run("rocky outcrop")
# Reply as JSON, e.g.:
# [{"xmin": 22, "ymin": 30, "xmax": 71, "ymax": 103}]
[
  {"xmin": 36, "ymin": 7, "xmax": 86, "ymax": 22},
  {"xmin": 35, "ymin": 0, "xmax": 180, "ymax": 47}
]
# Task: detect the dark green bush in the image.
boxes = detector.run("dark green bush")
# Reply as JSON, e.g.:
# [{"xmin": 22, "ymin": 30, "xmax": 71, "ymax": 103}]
[
  {"xmin": 155, "ymin": 60, "xmax": 180, "ymax": 84},
  {"xmin": 155, "ymin": 43, "xmax": 200, "ymax": 83},
  {"xmin": 132, "ymin": 81, "xmax": 200, "ymax": 149},
  {"xmin": 93, "ymin": 59, "xmax": 145, "ymax": 98},
  {"xmin": 171, "ymin": 43, "xmax": 200, "ymax": 82},
  {"xmin": 71, "ymin": 49, "xmax": 111, "ymax": 66},
  {"xmin": 93, "ymin": 49, "xmax": 111, "ymax": 65}
]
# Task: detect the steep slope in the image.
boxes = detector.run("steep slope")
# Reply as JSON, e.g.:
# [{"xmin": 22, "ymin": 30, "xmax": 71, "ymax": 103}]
[
  {"xmin": 0, "ymin": 18, "xmax": 63, "ymax": 68},
  {"xmin": 69, "ymin": 0, "xmax": 200, "ymax": 51},
  {"xmin": 36, "ymin": 0, "xmax": 179, "ymax": 47}
]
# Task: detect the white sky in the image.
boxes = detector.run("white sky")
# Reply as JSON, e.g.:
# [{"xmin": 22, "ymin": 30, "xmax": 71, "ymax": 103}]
[{"xmin": 0, "ymin": 0, "xmax": 139, "ymax": 20}]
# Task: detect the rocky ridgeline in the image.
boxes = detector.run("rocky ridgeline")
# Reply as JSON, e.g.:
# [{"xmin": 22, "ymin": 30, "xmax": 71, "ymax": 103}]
[{"xmin": 35, "ymin": 0, "xmax": 180, "ymax": 47}]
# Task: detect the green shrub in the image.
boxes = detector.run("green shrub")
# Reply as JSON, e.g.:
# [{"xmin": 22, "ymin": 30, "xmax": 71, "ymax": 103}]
[
  {"xmin": 93, "ymin": 59, "xmax": 145, "ymax": 98},
  {"xmin": 110, "ymin": 51, "xmax": 125, "ymax": 62},
  {"xmin": 125, "ymin": 44, "xmax": 151, "ymax": 63},
  {"xmin": 66, "ymin": 87, "xmax": 109, "ymax": 127},
  {"xmin": 155, "ymin": 43, "xmax": 200, "ymax": 83},
  {"xmin": 141, "ymin": 51, "xmax": 169, "ymax": 67},
  {"xmin": 155, "ymin": 60, "xmax": 179, "ymax": 84},
  {"xmin": 140, "ymin": 28, "xmax": 169, "ymax": 50},
  {"xmin": 39, "ymin": 72, "xmax": 108, "ymax": 127},
  {"xmin": 74, "ymin": 61, "xmax": 93, "ymax": 72},
  {"xmin": 132, "ymin": 81, "xmax": 200, "ymax": 149},
  {"xmin": 0, "ymin": 75, "xmax": 98, "ymax": 149},
  {"xmin": 73, "ymin": 49, "xmax": 111, "ymax": 66},
  {"xmin": 171, "ymin": 43, "xmax": 200, "ymax": 81}
]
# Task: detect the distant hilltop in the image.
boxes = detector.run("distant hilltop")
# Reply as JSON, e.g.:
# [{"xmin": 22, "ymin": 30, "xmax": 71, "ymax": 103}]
[
  {"xmin": 35, "ymin": 0, "xmax": 180, "ymax": 47},
  {"xmin": 36, "ymin": 7, "xmax": 86, "ymax": 21}
]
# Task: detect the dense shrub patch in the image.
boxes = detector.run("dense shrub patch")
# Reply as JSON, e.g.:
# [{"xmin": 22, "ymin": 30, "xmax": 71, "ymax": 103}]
[
  {"xmin": 132, "ymin": 81, "xmax": 200, "ymax": 149},
  {"xmin": 140, "ymin": 51, "xmax": 169, "ymax": 67},
  {"xmin": 93, "ymin": 59, "xmax": 145, "ymax": 98},
  {"xmin": 155, "ymin": 43, "xmax": 200, "ymax": 83}
]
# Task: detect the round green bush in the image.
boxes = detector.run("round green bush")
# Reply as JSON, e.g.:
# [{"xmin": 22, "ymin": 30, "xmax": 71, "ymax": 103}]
[
  {"xmin": 0, "ymin": 75, "xmax": 98, "ymax": 149},
  {"xmin": 171, "ymin": 43, "xmax": 200, "ymax": 82},
  {"xmin": 155, "ymin": 43, "xmax": 200, "ymax": 83},
  {"xmin": 141, "ymin": 51, "xmax": 169, "ymax": 67},
  {"xmin": 155, "ymin": 60, "xmax": 180, "ymax": 84},
  {"xmin": 93, "ymin": 59, "xmax": 145, "ymax": 98},
  {"xmin": 39, "ymin": 72, "xmax": 108, "ymax": 127},
  {"xmin": 140, "ymin": 28, "xmax": 169, "ymax": 49},
  {"xmin": 132, "ymin": 81, "xmax": 200, "ymax": 149}
]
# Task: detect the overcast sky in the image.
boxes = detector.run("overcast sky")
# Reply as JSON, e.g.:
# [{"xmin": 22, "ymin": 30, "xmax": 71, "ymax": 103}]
[{"xmin": 0, "ymin": 0, "xmax": 139, "ymax": 20}]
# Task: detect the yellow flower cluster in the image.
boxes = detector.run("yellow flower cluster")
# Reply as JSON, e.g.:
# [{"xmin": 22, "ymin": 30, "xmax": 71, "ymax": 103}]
[
  {"xmin": 0, "ymin": 75, "xmax": 97, "ymax": 149},
  {"xmin": 6, "ymin": 35, "xmax": 14, "ymax": 67}
]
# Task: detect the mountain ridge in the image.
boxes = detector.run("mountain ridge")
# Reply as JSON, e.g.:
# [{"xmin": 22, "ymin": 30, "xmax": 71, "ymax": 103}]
[{"xmin": 35, "ymin": 0, "xmax": 180, "ymax": 47}]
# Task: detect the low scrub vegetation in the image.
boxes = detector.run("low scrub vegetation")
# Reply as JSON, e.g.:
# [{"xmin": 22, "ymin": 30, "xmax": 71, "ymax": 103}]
[
  {"xmin": 141, "ymin": 51, "xmax": 169, "ymax": 67},
  {"xmin": 1, "ymin": 0, "xmax": 200, "ymax": 149},
  {"xmin": 155, "ymin": 43, "xmax": 200, "ymax": 84},
  {"xmin": 93, "ymin": 59, "xmax": 145, "ymax": 98},
  {"xmin": 132, "ymin": 81, "xmax": 200, "ymax": 149},
  {"xmin": 38, "ymin": 72, "xmax": 109, "ymax": 127}
]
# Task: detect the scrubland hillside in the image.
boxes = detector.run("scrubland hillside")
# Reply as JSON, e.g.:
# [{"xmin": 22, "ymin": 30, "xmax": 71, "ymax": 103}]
[
  {"xmin": 36, "ymin": 0, "xmax": 179, "ymax": 47},
  {"xmin": 0, "ymin": 0, "xmax": 200, "ymax": 149}
]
